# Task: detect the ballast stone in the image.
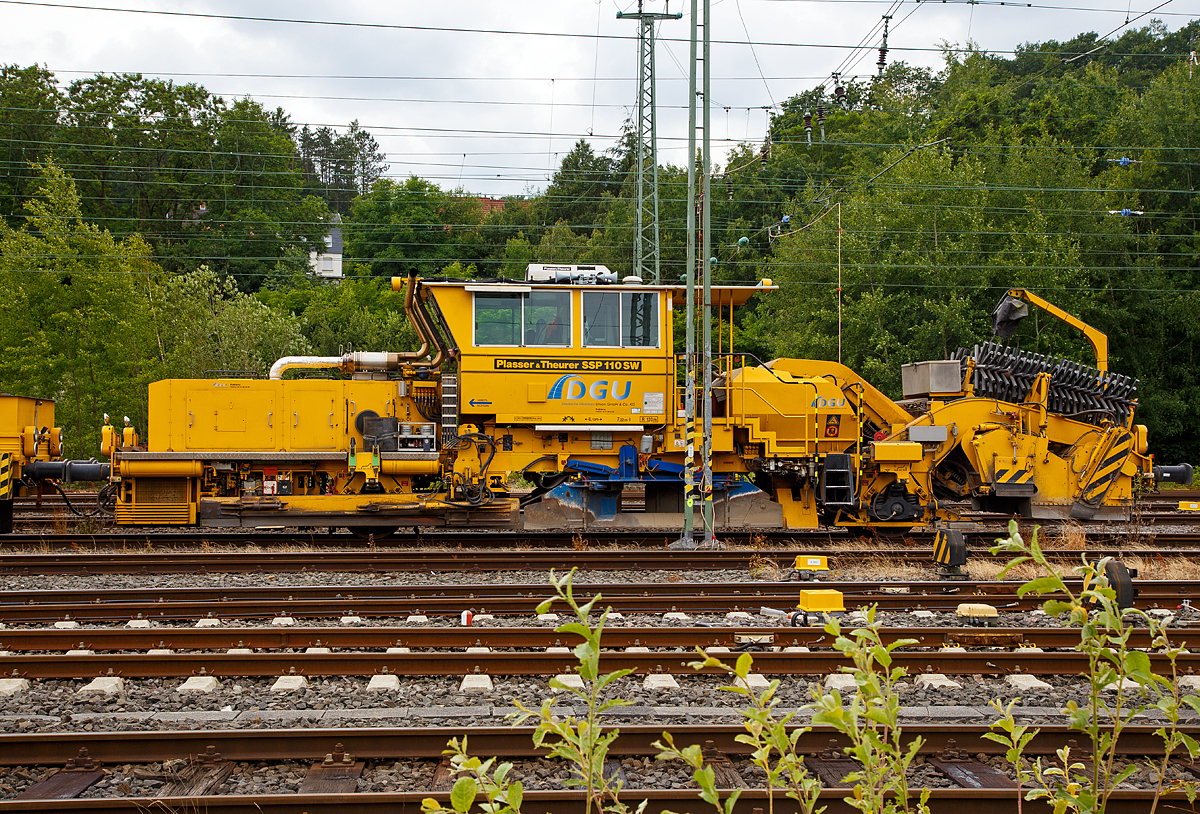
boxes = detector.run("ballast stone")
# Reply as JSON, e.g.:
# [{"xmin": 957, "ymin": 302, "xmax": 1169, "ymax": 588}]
[
  {"xmin": 178, "ymin": 676, "xmax": 220, "ymax": 694},
  {"xmin": 663, "ymin": 612, "xmax": 691, "ymax": 622},
  {"xmin": 271, "ymin": 676, "xmax": 309, "ymax": 692},
  {"xmin": 0, "ymin": 679, "xmax": 30, "ymax": 696},
  {"xmin": 537, "ymin": 613, "xmax": 559, "ymax": 622},
  {"xmin": 1006, "ymin": 674, "xmax": 1052, "ymax": 690},
  {"xmin": 725, "ymin": 611, "xmax": 753, "ymax": 620},
  {"xmin": 78, "ymin": 677, "xmax": 124, "ymax": 696},
  {"xmin": 341, "ymin": 616, "xmax": 363, "ymax": 626},
  {"xmin": 915, "ymin": 674, "xmax": 962, "ymax": 690},
  {"xmin": 911, "ymin": 610, "xmax": 936, "ymax": 619}
]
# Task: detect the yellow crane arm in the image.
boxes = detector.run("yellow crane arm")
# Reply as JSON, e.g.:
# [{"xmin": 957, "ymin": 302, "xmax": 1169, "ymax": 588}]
[{"xmin": 997, "ymin": 288, "xmax": 1108, "ymax": 372}]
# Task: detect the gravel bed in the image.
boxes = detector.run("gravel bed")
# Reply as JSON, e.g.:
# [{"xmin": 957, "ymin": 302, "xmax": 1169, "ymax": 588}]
[
  {"xmin": 3, "ymin": 750, "xmax": 1195, "ymax": 799},
  {"xmin": 0, "ymin": 568, "xmax": 806, "ymax": 592},
  {"xmin": 0, "ymin": 667, "xmax": 1163, "ymax": 735}
]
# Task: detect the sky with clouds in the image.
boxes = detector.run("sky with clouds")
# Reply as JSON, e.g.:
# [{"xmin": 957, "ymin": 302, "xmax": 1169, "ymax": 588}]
[{"xmin": 4, "ymin": 0, "xmax": 1196, "ymax": 197}]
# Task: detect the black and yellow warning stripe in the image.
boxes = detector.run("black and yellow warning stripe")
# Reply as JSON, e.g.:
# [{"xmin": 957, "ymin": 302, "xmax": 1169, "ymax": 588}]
[
  {"xmin": 0, "ymin": 453, "xmax": 11, "ymax": 501},
  {"xmin": 994, "ymin": 468, "xmax": 1033, "ymax": 486},
  {"xmin": 934, "ymin": 529, "xmax": 952, "ymax": 564},
  {"xmin": 1082, "ymin": 432, "xmax": 1133, "ymax": 503}
]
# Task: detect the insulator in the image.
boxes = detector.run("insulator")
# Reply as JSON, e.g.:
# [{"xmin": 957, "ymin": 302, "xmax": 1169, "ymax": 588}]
[
  {"xmin": 834, "ymin": 84, "xmax": 845, "ymax": 100},
  {"xmin": 816, "ymin": 105, "xmax": 826, "ymax": 124},
  {"xmin": 803, "ymin": 111, "xmax": 812, "ymax": 128},
  {"xmin": 760, "ymin": 145, "xmax": 768, "ymax": 169},
  {"xmin": 877, "ymin": 47, "xmax": 889, "ymax": 71},
  {"xmin": 725, "ymin": 173, "xmax": 732, "ymax": 200}
]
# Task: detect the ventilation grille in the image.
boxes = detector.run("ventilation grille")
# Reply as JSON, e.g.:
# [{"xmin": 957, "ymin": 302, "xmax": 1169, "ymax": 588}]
[{"xmin": 135, "ymin": 477, "xmax": 189, "ymax": 504}]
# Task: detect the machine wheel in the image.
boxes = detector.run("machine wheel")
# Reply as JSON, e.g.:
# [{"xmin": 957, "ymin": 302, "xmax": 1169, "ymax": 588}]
[
  {"xmin": 350, "ymin": 526, "xmax": 399, "ymax": 541},
  {"xmin": 0, "ymin": 499, "xmax": 11, "ymax": 534}
]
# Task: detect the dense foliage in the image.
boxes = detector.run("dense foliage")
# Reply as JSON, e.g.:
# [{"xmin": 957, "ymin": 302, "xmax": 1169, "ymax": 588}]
[{"xmin": 0, "ymin": 19, "xmax": 1197, "ymax": 463}]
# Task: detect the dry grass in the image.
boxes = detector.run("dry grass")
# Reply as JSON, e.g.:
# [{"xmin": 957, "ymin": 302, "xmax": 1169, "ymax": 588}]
[
  {"xmin": 827, "ymin": 553, "xmax": 936, "ymax": 582},
  {"xmin": 748, "ymin": 554, "xmax": 789, "ymax": 581},
  {"xmin": 1040, "ymin": 522, "xmax": 1087, "ymax": 551},
  {"xmin": 967, "ymin": 557, "xmax": 1042, "ymax": 582}
]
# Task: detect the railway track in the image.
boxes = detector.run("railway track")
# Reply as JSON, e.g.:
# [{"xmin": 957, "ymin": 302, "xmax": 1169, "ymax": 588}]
[
  {"xmin": 0, "ymin": 545, "xmax": 1198, "ymax": 575},
  {"xmin": 0, "ymin": 624, "xmax": 1165, "ymax": 652},
  {"xmin": 7, "ymin": 525, "xmax": 1200, "ymax": 551},
  {"xmin": 0, "ymin": 725, "xmax": 1193, "ymax": 813},
  {"xmin": 0, "ymin": 579, "xmax": 1194, "ymax": 624}
]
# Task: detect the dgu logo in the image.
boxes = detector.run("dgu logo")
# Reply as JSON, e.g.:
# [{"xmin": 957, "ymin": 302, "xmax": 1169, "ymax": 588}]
[
  {"xmin": 548, "ymin": 375, "xmax": 633, "ymax": 401},
  {"xmin": 811, "ymin": 397, "xmax": 847, "ymax": 409}
]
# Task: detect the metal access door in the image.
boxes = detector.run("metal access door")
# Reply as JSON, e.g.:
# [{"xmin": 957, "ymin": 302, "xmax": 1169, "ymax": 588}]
[{"xmin": 287, "ymin": 385, "xmax": 342, "ymax": 450}]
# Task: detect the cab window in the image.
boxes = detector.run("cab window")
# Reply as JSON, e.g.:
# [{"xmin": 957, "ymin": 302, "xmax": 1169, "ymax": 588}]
[
  {"xmin": 583, "ymin": 290, "xmax": 658, "ymax": 348},
  {"xmin": 474, "ymin": 290, "xmax": 571, "ymax": 347}
]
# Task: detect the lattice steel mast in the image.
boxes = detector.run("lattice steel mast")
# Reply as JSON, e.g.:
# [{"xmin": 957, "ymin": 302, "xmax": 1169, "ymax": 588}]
[{"xmin": 617, "ymin": 1, "xmax": 680, "ymax": 284}]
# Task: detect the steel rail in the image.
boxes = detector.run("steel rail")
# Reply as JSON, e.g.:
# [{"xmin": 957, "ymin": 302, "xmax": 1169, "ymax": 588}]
[
  {"xmin": 3, "ymin": 648, "xmax": 1198, "ymax": 678},
  {"xmin": 0, "ymin": 625, "xmax": 1159, "ymax": 652}
]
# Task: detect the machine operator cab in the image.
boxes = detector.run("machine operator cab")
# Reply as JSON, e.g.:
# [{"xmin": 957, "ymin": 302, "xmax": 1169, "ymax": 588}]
[
  {"xmin": 421, "ymin": 265, "xmax": 672, "ymax": 433},
  {"xmin": 418, "ymin": 265, "xmax": 775, "ymax": 436}
]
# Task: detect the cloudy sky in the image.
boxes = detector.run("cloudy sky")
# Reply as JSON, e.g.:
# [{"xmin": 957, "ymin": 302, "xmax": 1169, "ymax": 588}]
[{"xmin": 4, "ymin": 0, "xmax": 1196, "ymax": 197}]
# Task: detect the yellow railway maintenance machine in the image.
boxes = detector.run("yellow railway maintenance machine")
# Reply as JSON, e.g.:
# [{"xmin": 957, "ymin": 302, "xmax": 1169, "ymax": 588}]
[
  {"xmin": 0, "ymin": 395, "xmax": 110, "ymax": 533},
  {"xmin": 102, "ymin": 267, "xmax": 1190, "ymax": 548}
]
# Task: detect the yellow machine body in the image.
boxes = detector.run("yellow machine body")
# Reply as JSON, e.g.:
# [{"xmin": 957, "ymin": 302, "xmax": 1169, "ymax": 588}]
[
  {"xmin": 0, "ymin": 395, "xmax": 59, "ymax": 497},
  {"xmin": 796, "ymin": 589, "xmax": 845, "ymax": 613},
  {"xmin": 101, "ymin": 273, "xmax": 1170, "ymax": 533}
]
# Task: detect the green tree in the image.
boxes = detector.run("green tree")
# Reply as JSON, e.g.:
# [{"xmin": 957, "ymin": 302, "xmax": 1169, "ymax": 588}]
[
  {"xmin": 0, "ymin": 64, "xmax": 61, "ymax": 226},
  {"xmin": 0, "ymin": 159, "xmax": 158, "ymax": 456},
  {"xmin": 345, "ymin": 176, "xmax": 481, "ymax": 277}
]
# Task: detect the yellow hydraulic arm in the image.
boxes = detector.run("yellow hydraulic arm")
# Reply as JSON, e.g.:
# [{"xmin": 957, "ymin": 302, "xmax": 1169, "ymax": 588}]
[{"xmin": 995, "ymin": 288, "xmax": 1108, "ymax": 372}]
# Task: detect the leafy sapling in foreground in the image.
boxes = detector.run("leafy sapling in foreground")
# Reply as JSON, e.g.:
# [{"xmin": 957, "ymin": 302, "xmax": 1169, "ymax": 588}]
[
  {"xmin": 421, "ymin": 736, "xmax": 525, "ymax": 814},
  {"xmin": 512, "ymin": 568, "xmax": 645, "ymax": 814},
  {"xmin": 983, "ymin": 698, "xmax": 1039, "ymax": 814},
  {"xmin": 806, "ymin": 607, "xmax": 930, "ymax": 814},
  {"xmin": 656, "ymin": 650, "xmax": 823, "ymax": 814},
  {"xmin": 992, "ymin": 519, "xmax": 1200, "ymax": 813}
]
